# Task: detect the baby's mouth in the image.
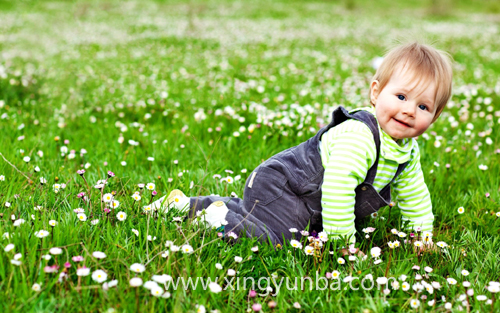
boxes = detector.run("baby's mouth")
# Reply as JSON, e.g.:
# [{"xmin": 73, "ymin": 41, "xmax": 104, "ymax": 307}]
[{"xmin": 393, "ymin": 118, "xmax": 410, "ymax": 127}]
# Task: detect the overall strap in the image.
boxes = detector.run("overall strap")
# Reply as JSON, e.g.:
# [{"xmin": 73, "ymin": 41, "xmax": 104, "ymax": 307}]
[{"xmin": 344, "ymin": 108, "xmax": 381, "ymax": 185}]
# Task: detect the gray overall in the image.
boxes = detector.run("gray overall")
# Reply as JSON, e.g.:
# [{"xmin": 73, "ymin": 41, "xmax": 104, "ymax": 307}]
[{"xmin": 189, "ymin": 106, "xmax": 408, "ymax": 245}]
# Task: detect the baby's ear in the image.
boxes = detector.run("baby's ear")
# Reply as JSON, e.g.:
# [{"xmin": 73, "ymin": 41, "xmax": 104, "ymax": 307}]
[{"xmin": 370, "ymin": 80, "xmax": 380, "ymax": 105}]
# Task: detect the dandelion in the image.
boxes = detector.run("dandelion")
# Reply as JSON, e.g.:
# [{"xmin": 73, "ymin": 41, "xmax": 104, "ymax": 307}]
[
  {"xmin": 4, "ymin": 244, "xmax": 14, "ymax": 252},
  {"xmin": 102, "ymin": 193, "xmax": 113, "ymax": 202},
  {"xmin": 110, "ymin": 200, "xmax": 120, "ymax": 209},
  {"xmin": 370, "ymin": 247, "xmax": 381, "ymax": 258},
  {"xmin": 77, "ymin": 213, "xmax": 87, "ymax": 222},
  {"xmin": 49, "ymin": 247, "xmax": 63, "ymax": 255},
  {"xmin": 129, "ymin": 277, "xmax": 143, "ymax": 287},
  {"xmin": 304, "ymin": 246, "xmax": 314, "ymax": 255},
  {"xmin": 209, "ymin": 282, "xmax": 222, "ymax": 293},
  {"xmin": 317, "ymin": 231, "xmax": 328, "ymax": 242},
  {"xmin": 425, "ymin": 285, "xmax": 434, "ymax": 294},
  {"xmin": 77, "ymin": 267, "xmax": 90, "ymax": 276},
  {"xmin": 116, "ymin": 211, "xmax": 127, "ymax": 221},
  {"xmin": 151, "ymin": 285, "xmax": 164, "ymax": 297},
  {"xmin": 487, "ymin": 283, "xmax": 500, "ymax": 293},
  {"xmin": 457, "ymin": 207, "xmax": 465, "ymax": 214},
  {"xmin": 436, "ymin": 241, "xmax": 448, "ymax": 248},
  {"xmin": 92, "ymin": 251, "xmax": 106, "ymax": 259},
  {"xmin": 402, "ymin": 282, "xmax": 411, "ymax": 291},
  {"xmin": 130, "ymin": 263, "xmax": 145, "ymax": 273},
  {"xmin": 376, "ymin": 277, "xmax": 388, "ymax": 285},
  {"xmin": 35, "ymin": 230, "xmax": 50, "ymax": 238},
  {"xmin": 410, "ymin": 299, "xmax": 420, "ymax": 308},
  {"xmin": 181, "ymin": 245, "xmax": 194, "ymax": 254},
  {"xmin": 290, "ymin": 240, "xmax": 302, "ymax": 249},
  {"xmin": 92, "ymin": 270, "xmax": 108, "ymax": 283}
]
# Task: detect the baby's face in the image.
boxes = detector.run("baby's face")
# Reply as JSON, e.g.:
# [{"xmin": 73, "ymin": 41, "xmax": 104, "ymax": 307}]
[{"xmin": 370, "ymin": 67, "xmax": 437, "ymax": 141}]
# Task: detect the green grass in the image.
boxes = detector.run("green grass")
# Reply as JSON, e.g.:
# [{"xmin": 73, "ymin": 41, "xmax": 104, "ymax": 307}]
[{"xmin": 1, "ymin": 0, "xmax": 500, "ymax": 312}]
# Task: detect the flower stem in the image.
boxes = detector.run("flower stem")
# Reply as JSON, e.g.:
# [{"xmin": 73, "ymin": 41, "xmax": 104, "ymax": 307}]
[{"xmin": 385, "ymin": 249, "xmax": 392, "ymax": 277}]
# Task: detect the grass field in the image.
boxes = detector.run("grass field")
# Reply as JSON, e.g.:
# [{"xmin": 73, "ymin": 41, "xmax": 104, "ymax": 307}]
[{"xmin": 1, "ymin": 0, "xmax": 500, "ymax": 312}]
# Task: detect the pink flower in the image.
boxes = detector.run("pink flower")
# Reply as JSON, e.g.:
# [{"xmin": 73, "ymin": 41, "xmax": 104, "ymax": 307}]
[
  {"xmin": 64, "ymin": 262, "xmax": 71, "ymax": 268},
  {"xmin": 72, "ymin": 256, "xmax": 84, "ymax": 262},
  {"xmin": 152, "ymin": 191, "xmax": 158, "ymax": 196},
  {"xmin": 486, "ymin": 193, "xmax": 490, "ymax": 198},
  {"xmin": 107, "ymin": 171, "xmax": 115, "ymax": 178},
  {"xmin": 104, "ymin": 208, "xmax": 111, "ymax": 214},
  {"xmin": 252, "ymin": 303, "xmax": 262, "ymax": 312},
  {"xmin": 77, "ymin": 169, "xmax": 85, "ymax": 176},
  {"xmin": 44, "ymin": 265, "xmax": 59, "ymax": 273},
  {"xmin": 249, "ymin": 290, "xmax": 257, "ymax": 298}
]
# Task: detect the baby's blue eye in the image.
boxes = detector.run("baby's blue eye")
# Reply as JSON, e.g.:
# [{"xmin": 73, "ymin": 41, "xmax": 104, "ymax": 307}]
[
  {"xmin": 397, "ymin": 95, "xmax": 405, "ymax": 101},
  {"xmin": 418, "ymin": 104, "xmax": 427, "ymax": 111}
]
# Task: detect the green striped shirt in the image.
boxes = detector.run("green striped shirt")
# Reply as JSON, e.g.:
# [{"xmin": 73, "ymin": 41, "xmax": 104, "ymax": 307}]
[{"xmin": 319, "ymin": 107, "xmax": 434, "ymax": 243}]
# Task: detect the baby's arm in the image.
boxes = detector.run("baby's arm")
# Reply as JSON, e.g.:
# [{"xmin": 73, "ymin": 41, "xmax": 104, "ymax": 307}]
[
  {"xmin": 392, "ymin": 145, "xmax": 434, "ymax": 235},
  {"xmin": 321, "ymin": 122, "xmax": 376, "ymax": 244}
]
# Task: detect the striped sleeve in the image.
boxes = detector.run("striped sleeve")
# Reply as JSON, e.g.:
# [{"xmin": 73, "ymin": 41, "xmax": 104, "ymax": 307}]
[
  {"xmin": 320, "ymin": 121, "xmax": 376, "ymax": 244},
  {"xmin": 392, "ymin": 145, "xmax": 434, "ymax": 233}
]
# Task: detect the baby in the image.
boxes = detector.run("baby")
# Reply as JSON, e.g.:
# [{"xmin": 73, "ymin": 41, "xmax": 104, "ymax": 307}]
[{"xmin": 153, "ymin": 41, "xmax": 453, "ymax": 245}]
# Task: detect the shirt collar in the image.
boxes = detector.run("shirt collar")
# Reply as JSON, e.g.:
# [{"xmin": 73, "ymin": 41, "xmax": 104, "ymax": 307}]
[{"xmin": 362, "ymin": 106, "xmax": 414, "ymax": 163}]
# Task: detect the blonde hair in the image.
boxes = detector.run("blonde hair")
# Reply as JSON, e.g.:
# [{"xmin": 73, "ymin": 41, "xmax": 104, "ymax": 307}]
[{"xmin": 371, "ymin": 41, "xmax": 453, "ymax": 122}]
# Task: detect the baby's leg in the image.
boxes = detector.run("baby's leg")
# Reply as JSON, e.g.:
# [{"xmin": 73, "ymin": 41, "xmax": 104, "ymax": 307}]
[
  {"xmin": 189, "ymin": 195, "xmax": 234, "ymax": 228},
  {"xmin": 149, "ymin": 190, "xmax": 190, "ymax": 213},
  {"xmin": 189, "ymin": 195, "xmax": 280, "ymax": 243}
]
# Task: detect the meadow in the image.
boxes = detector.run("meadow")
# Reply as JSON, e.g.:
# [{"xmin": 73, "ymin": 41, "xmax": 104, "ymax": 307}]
[{"xmin": 1, "ymin": 0, "xmax": 500, "ymax": 312}]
